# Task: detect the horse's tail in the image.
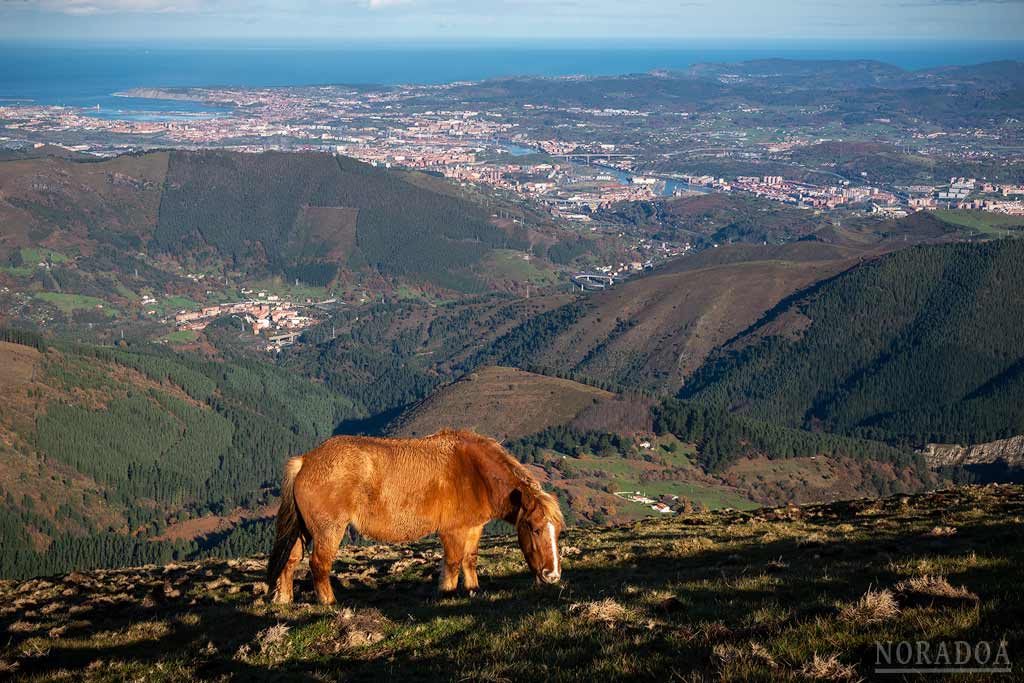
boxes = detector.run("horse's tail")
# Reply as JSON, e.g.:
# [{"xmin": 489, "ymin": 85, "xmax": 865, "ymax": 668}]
[{"xmin": 266, "ymin": 456, "xmax": 307, "ymax": 592}]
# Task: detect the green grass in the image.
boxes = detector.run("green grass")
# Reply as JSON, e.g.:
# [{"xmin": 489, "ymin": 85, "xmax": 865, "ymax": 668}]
[
  {"xmin": 112, "ymin": 280, "xmax": 138, "ymax": 301},
  {"xmin": 932, "ymin": 209, "xmax": 1024, "ymax": 236},
  {"xmin": 158, "ymin": 296, "xmax": 201, "ymax": 314},
  {"xmin": 249, "ymin": 277, "xmax": 335, "ymax": 303},
  {"xmin": 20, "ymin": 248, "xmax": 69, "ymax": 264},
  {"xmin": 0, "ymin": 265, "xmax": 34, "ymax": 277},
  {"xmin": 35, "ymin": 292, "xmax": 117, "ymax": 317},
  {"xmin": 165, "ymin": 330, "xmax": 200, "ymax": 344},
  {"xmin": 554, "ymin": 453, "xmax": 756, "ymax": 511},
  {"xmin": 485, "ymin": 249, "xmax": 559, "ymax": 284},
  {"xmin": 2, "ymin": 485, "xmax": 1020, "ymax": 681}
]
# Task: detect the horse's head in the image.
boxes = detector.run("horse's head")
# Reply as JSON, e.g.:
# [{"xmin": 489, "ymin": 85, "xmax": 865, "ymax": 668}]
[{"xmin": 513, "ymin": 488, "xmax": 564, "ymax": 585}]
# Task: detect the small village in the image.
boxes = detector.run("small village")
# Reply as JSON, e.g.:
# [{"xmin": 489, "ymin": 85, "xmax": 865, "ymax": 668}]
[{"xmin": 173, "ymin": 293, "xmax": 327, "ymax": 352}]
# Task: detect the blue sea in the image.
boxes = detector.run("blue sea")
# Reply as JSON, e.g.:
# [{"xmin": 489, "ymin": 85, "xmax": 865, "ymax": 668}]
[{"xmin": 1, "ymin": 40, "xmax": 1023, "ymax": 120}]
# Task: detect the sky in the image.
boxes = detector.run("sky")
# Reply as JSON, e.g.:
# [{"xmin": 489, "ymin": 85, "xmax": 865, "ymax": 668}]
[{"xmin": 1, "ymin": 0, "xmax": 1023, "ymax": 42}]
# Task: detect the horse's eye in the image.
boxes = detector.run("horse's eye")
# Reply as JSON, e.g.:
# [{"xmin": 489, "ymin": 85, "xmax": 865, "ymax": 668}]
[{"xmin": 533, "ymin": 528, "xmax": 541, "ymax": 535}]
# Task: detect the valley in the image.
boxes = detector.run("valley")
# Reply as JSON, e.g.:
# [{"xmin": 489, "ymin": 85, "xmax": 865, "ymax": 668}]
[
  {"xmin": 1, "ymin": 62, "xmax": 1023, "ymax": 582},
  {"xmin": 2, "ymin": 145, "xmax": 1022, "ymax": 578}
]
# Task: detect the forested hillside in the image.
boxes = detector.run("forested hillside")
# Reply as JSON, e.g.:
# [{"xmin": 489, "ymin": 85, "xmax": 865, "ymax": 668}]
[
  {"xmin": 0, "ymin": 332, "xmax": 358, "ymax": 579},
  {"xmin": 1, "ymin": 319, "xmax": 938, "ymax": 579},
  {"xmin": 0, "ymin": 150, "xmax": 539, "ymax": 302},
  {"xmin": 156, "ymin": 151, "xmax": 528, "ymax": 290},
  {"xmin": 684, "ymin": 239, "xmax": 1024, "ymax": 446}
]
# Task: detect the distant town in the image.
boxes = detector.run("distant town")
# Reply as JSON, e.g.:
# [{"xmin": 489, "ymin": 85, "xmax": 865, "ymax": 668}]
[{"xmin": 3, "ymin": 73, "xmax": 1022, "ymax": 223}]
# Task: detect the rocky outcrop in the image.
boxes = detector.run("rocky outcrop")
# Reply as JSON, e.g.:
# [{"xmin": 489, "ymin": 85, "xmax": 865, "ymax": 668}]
[{"xmin": 922, "ymin": 435, "xmax": 1024, "ymax": 468}]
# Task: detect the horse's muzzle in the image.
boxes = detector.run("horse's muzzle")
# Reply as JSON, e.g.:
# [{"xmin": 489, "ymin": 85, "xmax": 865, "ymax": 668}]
[{"xmin": 541, "ymin": 569, "xmax": 561, "ymax": 584}]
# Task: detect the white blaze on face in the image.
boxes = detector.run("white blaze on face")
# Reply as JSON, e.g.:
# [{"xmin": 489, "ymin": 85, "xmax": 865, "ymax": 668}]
[{"xmin": 547, "ymin": 521, "xmax": 559, "ymax": 578}]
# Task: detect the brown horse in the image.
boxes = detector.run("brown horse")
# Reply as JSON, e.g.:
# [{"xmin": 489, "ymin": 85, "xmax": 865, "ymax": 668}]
[{"xmin": 267, "ymin": 429, "xmax": 564, "ymax": 604}]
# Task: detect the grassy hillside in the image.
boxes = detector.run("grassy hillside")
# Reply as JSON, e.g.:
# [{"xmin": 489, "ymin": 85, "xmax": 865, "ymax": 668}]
[
  {"xmin": 477, "ymin": 242, "xmax": 869, "ymax": 392},
  {"xmin": 1, "ymin": 484, "xmax": 1019, "ymax": 681},
  {"xmin": 0, "ymin": 152, "xmax": 168, "ymax": 256},
  {"xmin": 387, "ymin": 365, "xmax": 615, "ymax": 440},
  {"xmin": 684, "ymin": 239, "xmax": 1024, "ymax": 446},
  {"xmin": 931, "ymin": 209, "xmax": 1024, "ymax": 238}
]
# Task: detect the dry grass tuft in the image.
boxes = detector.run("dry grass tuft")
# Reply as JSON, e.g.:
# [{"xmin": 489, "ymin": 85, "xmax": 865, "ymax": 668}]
[
  {"xmin": 336, "ymin": 607, "xmax": 390, "ymax": 649},
  {"xmin": 7, "ymin": 620, "xmax": 37, "ymax": 634},
  {"xmin": 671, "ymin": 537, "xmax": 716, "ymax": 554},
  {"xmin": 236, "ymin": 622, "xmax": 290, "ymax": 661},
  {"xmin": 800, "ymin": 652, "xmax": 858, "ymax": 680},
  {"xmin": 798, "ymin": 532, "xmax": 827, "ymax": 547},
  {"xmin": 259, "ymin": 623, "xmax": 291, "ymax": 651},
  {"xmin": 713, "ymin": 641, "xmax": 778, "ymax": 669},
  {"xmin": 19, "ymin": 640, "xmax": 51, "ymax": 659},
  {"xmin": 895, "ymin": 575, "xmax": 978, "ymax": 601},
  {"xmin": 839, "ymin": 587, "xmax": 900, "ymax": 624},
  {"xmin": 570, "ymin": 598, "xmax": 629, "ymax": 625},
  {"xmin": 929, "ymin": 526, "xmax": 957, "ymax": 537}
]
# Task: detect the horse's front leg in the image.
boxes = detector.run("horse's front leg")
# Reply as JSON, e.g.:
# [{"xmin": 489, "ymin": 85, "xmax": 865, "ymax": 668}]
[
  {"xmin": 461, "ymin": 525, "xmax": 484, "ymax": 594},
  {"xmin": 438, "ymin": 530, "xmax": 466, "ymax": 595}
]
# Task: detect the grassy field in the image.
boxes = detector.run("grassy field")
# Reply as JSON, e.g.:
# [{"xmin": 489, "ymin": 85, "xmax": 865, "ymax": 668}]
[
  {"xmin": 248, "ymin": 277, "xmax": 336, "ymax": 304},
  {"xmin": 34, "ymin": 292, "xmax": 117, "ymax": 317},
  {"xmin": 388, "ymin": 366, "xmax": 615, "ymax": 441},
  {"xmin": 484, "ymin": 249, "xmax": 559, "ymax": 286},
  {"xmin": 557, "ymin": 454, "xmax": 756, "ymax": 511},
  {"xmin": 165, "ymin": 330, "xmax": 200, "ymax": 344},
  {"xmin": 159, "ymin": 296, "xmax": 201, "ymax": 313},
  {"xmin": 5, "ymin": 485, "xmax": 1018, "ymax": 681},
  {"xmin": 932, "ymin": 209, "xmax": 1024, "ymax": 237},
  {"xmin": 0, "ymin": 250, "xmax": 71, "ymax": 277},
  {"xmin": 20, "ymin": 248, "xmax": 70, "ymax": 265}
]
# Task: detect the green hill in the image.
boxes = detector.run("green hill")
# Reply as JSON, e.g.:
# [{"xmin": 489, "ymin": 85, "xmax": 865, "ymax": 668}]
[
  {"xmin": 156, "ymin": 151, "xmax": 528, "ymax": 290},
  {"xmin": 0, "ymin": 333, "xmax": 359, "ymax": 580},
  {"xmin": 473, "ymin": 241, "xmax": 871, "ymax": 392},
  {"xmin": 386, "ymin": 365, "xmax": 616, "ymax": 441},
  {"xmin": 0, "ymin": 150, "xmax": 534, "ymax": 296},
  {"xmin": 683, "ymin": 239, "xmax": 1024, "ymax": 446},
  {"xmin": 1, "ymin": 484, "xmax": 1019, "ymax": 682}
]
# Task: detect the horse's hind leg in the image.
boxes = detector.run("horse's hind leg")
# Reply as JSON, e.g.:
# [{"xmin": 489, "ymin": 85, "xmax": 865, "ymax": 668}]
[
  {"xmin": 272, "ymin": 538, "xmax": 304, "ymax": 605},
  {"xmin": 461, "ymin": 525, "xmax": 484, "ymax": 593},
  {"xmin": 310, "ymin": 524, "xmax": 345, "ymax": 605}
]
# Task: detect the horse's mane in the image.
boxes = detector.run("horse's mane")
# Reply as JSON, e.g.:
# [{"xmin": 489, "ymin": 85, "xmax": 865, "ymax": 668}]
[{"xmin": 434, "ymin": 429, "xmax": 565, "ymax": 527}]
